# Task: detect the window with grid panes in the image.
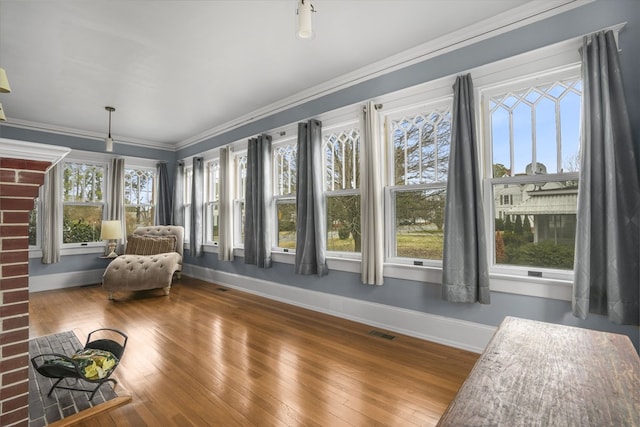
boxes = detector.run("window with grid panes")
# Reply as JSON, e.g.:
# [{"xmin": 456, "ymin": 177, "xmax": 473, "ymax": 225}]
[
  {"xmin": 183, "ymin": 166, "xmax": 193, "ymax": 242},
  {"xmin": 62, "ymin": 161, "xmax": 106, "ymax": 244},
  {"xmin": 124, "ymin": 167, "xmax": 155, "ymax": 236},
  {"xmin": 205, "ymin": 159, "xmax": 220, "ymax": 245},
  {"xmin": 234, "ymin": 153, "xmax": 247, "ymax": 247},
  {"xmin": 485, "ymin": 72, "xmax": 581, "ymax": 271},
  {"xmin": 273, "ymin": 141, "xmax": 297, "ymax": 250},
  {"xmin": 386, "ymin": 102, "xmax": 451, "ymax": 262},
  {"xmin": 322, "ymin": 124, "xmax": 361, "ymax": 254}
]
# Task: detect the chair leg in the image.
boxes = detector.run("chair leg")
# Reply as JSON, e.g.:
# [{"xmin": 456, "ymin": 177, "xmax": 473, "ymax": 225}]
[
  {"xmin": 163, "ymin": 286, "xmax": 171, "ymax": 296},
  {"xmin": 89, "ymin": 379, "xmax": 117, "ymax": 401},
  {"xmin": 108, "ymin": 292, "xmax": 114, "ymax": 300},
  {"xmin": 48, "ymin": 378, "xmax": 65, "ymax": 397}
]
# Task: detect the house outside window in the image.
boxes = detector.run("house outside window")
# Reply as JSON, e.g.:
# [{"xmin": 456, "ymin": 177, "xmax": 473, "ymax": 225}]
[
  {"xmin": 205, "ymin": 159, "xmax": 220, "ymax": 245},
  {"xmin": 483, "ymin": 70, "xmax": 581, "ymax": 272},
  {"xmin": 62, "ymin": 161, "xmax": 106, "ymax": 244},
  {"xmin": 124, "ymin": 167, "xmax": 155, "ymax": 236},
  {"xmin": 322, "ymin": 123, "xmax": 361, "ymax": 254},
  {"xmin": 273, "ymin": 139, "xmax": 297, "ymax": 250},
  {"xmin": 385, "ymin": 101, "xmax": 452, "ymax": 263}
]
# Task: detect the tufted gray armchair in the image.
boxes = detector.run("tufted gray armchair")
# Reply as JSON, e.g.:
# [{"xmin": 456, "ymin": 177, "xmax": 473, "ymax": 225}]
[{"xmin": 102, "ymin": 226, "xmax": 184, "ymax": 300}]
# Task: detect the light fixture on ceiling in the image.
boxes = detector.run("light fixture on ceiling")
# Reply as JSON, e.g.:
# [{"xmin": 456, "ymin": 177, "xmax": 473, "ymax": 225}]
[
  {"xmin": 0, "ymin": 67, "xmax": 10, "ymax": 121},
  {"xmin": 297, "ymin": 0, "xmax": 316, "ymax": 39},
  {"xmin": 105, "ymin": 106, "xmax": 115, "ymax": 152}
]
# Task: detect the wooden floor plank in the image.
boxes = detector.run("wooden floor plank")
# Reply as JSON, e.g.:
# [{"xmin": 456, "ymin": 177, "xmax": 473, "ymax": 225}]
[{"xmin": 29, "ymin": 276, "xmax": 478, "ymax": 426}]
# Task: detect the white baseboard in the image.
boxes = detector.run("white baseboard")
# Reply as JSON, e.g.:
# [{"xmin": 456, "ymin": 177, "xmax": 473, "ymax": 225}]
[
  {"xmin": 29, "ymin": 269, "xmax": 104, "ymax": 293},
  {"xmin": 183, "ymin": 264, "xmax": 495, "ymax": 353}
]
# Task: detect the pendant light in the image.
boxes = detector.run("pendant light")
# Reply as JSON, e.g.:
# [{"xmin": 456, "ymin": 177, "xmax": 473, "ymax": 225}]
[
  {"xmin": 105, "ymin": 106, "xmax": 115, "ymax": 152},
  {"xmin": 0, "ymin": 68, "xmax": 10, "ymax": 93},
  {"xmin": 0, "ymin": 68, "xmax": 10, "ymax": 120},
  {"xmin": 296, "ymin": 0, "xmax": 316, "ymax": 39}
]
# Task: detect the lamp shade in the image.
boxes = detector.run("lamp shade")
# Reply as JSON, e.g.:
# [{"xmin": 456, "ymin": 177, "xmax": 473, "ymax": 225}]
[
  {"xmin": 0, "ymin": 103, "xmax": 5, "ymax": 121},
  {"xmin": 0, "ymin": 68, "xmax": 10, "ymax": 93},
  {"xmin": 297, "ymin": 0, "xmax": 313, "ymax": 39},
  {"xmin": 105, "ymin": 136, "xmax": 113, "ymax": 152},
  {"xmin": 100, "ymin": 220, "xmax": 123, "ymax": 240}
]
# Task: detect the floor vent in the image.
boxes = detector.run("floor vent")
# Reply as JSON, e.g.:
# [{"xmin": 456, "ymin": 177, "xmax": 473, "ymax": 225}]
[
  {"xmin": 368, "ymin": 330, "xmax": 396, "ymax": 340},
  {"xmin": 216, "ymin": 288, "xmax": 229, "ymax": 292}
]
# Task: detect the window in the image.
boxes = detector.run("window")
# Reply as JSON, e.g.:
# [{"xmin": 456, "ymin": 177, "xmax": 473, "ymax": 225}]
[
  {"xmin": 484, "ymin": 72, "xmax": 581, "ymax": 272},
  {"xmin": 62, "ymin": 161, "xmax": 106, "ymax": 244},
  {"xmin": 183, "ymin": 166, "xmax": 193, "ymax": 242},
  {"xmin": 386, "ymin": 102, "xmax": 452, "ymax": 262},
  {"xmin": 234, "ymin": 152, "xmax": 247, "ymax": 247},
  {"xmin": 273, "ymin": 141, "xmax": 297, "ymax": 250},
  {"xmin": 124, "ymin": 167, "xmax": 155, "ymax": 236},
  {"xmin": 323, "ymin": 124, "xmax": 361, "ymax": 254},
  {"xmin": 205, "ymin": 159, "xmax": 220, "ymax": 245}
]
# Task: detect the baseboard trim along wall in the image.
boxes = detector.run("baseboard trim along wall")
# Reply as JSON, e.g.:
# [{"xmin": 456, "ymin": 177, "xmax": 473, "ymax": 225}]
[
  {"xmin": 29, "ymin": 269, "xmax": 104, "ymax": 293},
  {"xmin": 183, "ymin": 264, "xmax": 495, "ymax": 354},
  {"xmin": 28, "ymin": 265, "xmax": 495, "ymax": 353}
]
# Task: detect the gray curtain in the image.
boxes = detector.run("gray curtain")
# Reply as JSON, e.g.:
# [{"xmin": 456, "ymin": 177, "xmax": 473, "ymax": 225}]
[
  {"xmin": 295, "ymin": 119, "xmax": 328, "ymax": 276},
  {"xmin": 190, "ymin": 157, "xmax": 204, "ymax": 257},
  {"xmin": 109, "ymin": 158, "xmax": 126, "ymax": 249},
  {"xmin": 41, "ymin": 163, "xmax": 61, "ymax": 264},
  {"xmin": 442, "ymin": 74, "xmax": 490, "ymax": 304},
  {"xmin": 155, "ymin": 162, "xmax": 171, "ymax": 225},
  {"xmin": 218, "ymin": 147, "xmax": 234, "ymax": 261},
  {"xmin": 173, "ymin": 160, "xmax": 185, "ymax": 227},
  {"xmin": 244, "ymin": 135, "xmax": 273, "ymax": 268},
  {"xmin": 573, "ymin": 30, "xmax": 639, "ymax": 325},
  {"xmin": 361, "ymin": 102, "xmax": 384, "ymax": 285}
]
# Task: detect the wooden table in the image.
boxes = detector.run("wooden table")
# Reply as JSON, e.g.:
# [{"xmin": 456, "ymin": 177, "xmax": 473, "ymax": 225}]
[{"xmin": 438, "ymin": 316, "xmax": 640, "ymax": 426}]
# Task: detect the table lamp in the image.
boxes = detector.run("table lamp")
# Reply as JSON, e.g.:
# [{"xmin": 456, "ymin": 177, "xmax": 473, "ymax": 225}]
[{"xmin": 100, "ymin": 220, "xmax": 123, "ymax": 258}]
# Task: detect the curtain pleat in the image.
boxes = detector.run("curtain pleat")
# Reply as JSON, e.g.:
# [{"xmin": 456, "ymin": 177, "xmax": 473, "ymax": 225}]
[
  {"xmin": 442, "ymin": 74, "xmax": 490, "ymax": 304},
  {"xmin": 109, "ymin": 158, "xmax": 126, "ymax": 250},
  {"xmin": 361, "ymin": 102, "xmax": 384, "ymax": 285},
  {"xmin": 173, "ymin": 161, "xmax": 185, "ymax": 227},
  {"xmin": 190, "ymin": 157, "xmax": 204, "ymax": 257},
  {"xmin": 41, "ymin": 164, "xmax": 61, "ymax": 264},
  {"xmin": 244, "ymin": 135, "xmax": 273, "ymax": 268},
  {"xmin": 218, "ymin": 147, "xmax": 234, "ymax": 261},
  {"xmin": 573, "ymin": 30, "xmax": 639, "ymax": 325},
  {"xmin": 294, "ymin": 119, "xmax": 328, "ymax": 276},
  {"xmin": 155, "ymin": 162, "xmax": 172, "ymax": 225}
]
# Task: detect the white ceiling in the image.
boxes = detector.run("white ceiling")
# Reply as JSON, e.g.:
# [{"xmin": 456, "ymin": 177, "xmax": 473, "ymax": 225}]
[{"xmin": 1, "ymin": 0, "xmax": 558, "ymax": 149}]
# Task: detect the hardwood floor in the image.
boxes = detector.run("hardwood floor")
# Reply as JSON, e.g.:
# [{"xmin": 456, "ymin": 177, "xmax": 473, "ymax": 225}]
[{"xmin": 29, "ymin": 276, "xmax": 478, "ymax": 426}]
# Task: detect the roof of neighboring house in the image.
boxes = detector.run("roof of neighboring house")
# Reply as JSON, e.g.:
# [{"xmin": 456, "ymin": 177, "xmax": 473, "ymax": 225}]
[{"xmin": 505, "ymin": 192, "xmax": 578, "ymax": 215}]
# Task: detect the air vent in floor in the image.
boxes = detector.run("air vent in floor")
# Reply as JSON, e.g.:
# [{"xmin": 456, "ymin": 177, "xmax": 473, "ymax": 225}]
[
  {"xmin": 368, "ymin": 330, "xmax": 396, "ymax": 340},
  {"xmin": 216, "ymin": 288, "xmax": 229, "ymax": 292}
]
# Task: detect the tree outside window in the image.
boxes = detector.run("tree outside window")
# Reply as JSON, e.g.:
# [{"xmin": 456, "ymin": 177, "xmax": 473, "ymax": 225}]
[
  {"xmin": 124, "ymin": 167, "xmax": 155, "ymax": 236},
  {"xmin": 62, "ymin": 162, "xmax": 105, "ymax": 244}
]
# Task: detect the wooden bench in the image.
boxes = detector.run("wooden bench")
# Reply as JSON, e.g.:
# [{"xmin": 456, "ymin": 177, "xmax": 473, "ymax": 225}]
[{"xmin": 438, "ymin": 316, "xmax": 639, "ymax": 426}]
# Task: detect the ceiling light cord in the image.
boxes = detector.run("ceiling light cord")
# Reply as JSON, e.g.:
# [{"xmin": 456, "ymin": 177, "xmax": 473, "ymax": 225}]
[{"xmin": 105, "ymin": 106, "xmax": 116, "ymax": 152}]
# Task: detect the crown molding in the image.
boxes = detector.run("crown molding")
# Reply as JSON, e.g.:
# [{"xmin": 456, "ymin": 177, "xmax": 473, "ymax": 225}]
[
  {"xmin": 177, "ymin": 0, "xmax": 593, "ymax": 150},
  {"xmin": 0, "ymin": 137, "xmax": 71, "ymax": 167},
  {"xmin": 1, "ymin": 118, "xmax": 175, "ymax": 152}
]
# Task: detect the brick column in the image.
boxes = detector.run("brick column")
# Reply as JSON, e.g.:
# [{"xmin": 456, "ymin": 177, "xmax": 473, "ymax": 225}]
[{"xmin": 0, "ymin": 158, "xmax": 49, "ymax": 427}]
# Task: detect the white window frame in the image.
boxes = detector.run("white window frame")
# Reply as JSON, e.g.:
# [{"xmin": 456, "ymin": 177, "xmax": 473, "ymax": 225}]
[
  {"xmin": 205, "ymin": 156, "xmax": 220, "ymax": 246},
  {"xmin": 233, "ymin": 150, "xmax": 248, "ymax": 249},
  {"xmin": 183, "ymin": 165, "xmax": 193, "ymax": 243},
  {"xmin": 61, "ymin": 158, "xmax": 109, "ymax": 249},
  {"xmin": 383, "ymin": 97, "xmax": 453, "ymax": 266},
  {"xmin": 272, "ymin": 131, "xmax": 298, "ymax": 253},
  {"xmin": 123, "ymin": 165, "xmax": 156, "ymax": 234},
  {"xmin": 322, "ymin": 119, "xmax": 362, "ymax": 259}
]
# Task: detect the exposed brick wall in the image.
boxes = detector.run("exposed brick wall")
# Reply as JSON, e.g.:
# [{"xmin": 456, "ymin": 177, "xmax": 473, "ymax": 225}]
[{"xmin": 0, "ymin": 157, "xmax": 49, "ymax": 427}]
